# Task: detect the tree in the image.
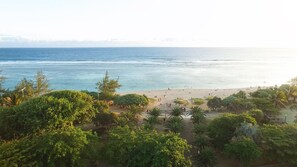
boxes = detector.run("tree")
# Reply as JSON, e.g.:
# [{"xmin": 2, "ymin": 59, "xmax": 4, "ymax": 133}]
[
  {"xmin": 207, "ymin": 96, "xmax": 222, "ymax": 111},
  {"xmin": 222, "ymin": 95, "xmax": 255, "ymax": 112},
  {"xmin": 166, "ymin": 116, "xmax": 184, "ymax": 133},
  {"xmin": 260, "ymin": 124, "xmax": 297, "ymax": 166},
  {"xmin": 14, "ymin": 78, "xmax": 35, "ymax": 103},
  {"xmin": 148, "ymin": 107, "xmax": 161, "ymax": 117},
  {"xmin": 225, "ymin": 137, "xmax": 261, "ymax": 167},
  {"xmin": 208, "ymin": 113, "xmax": 256, "ymax": 148},
  {"xmin": 34, "ymin": 71, "xmax": 49, "ymax": 96},
  {"xmin": 248, "ymin": 109, "xmax": 264, "ymax": 124},
  {"xmin": 171, "ymin": 107, "xmax": 184, "ymax": 118},
  {"xmin": 0, "ymin": 91, "xmax": 95, "ymax": 139},
  {"xmin": 196, "ymin": 147, "xmax": 217, "ymax": 167},
  {"xmin": 190, "ymin": 107, "xmax": 206, "ymax": 124},
  {"xmin": 0, "ymin": 127, "xmax": 99, "ymax": 167},
  {"xmin": 96, "ymin": 71, "xmax": 121, "ymax": 101},
  {"xmin": 114, "ymin": 94, "xmax": 149, "ymax": 107},
  {"xmin": 105, "ymin": 126, "xmax": 191, "ymax": 167}
]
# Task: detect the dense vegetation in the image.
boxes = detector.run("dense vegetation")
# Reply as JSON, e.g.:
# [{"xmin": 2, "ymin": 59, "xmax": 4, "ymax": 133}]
[{"xmin": 0, "ymin": 71, "xmax": 297, "ymax": 167}]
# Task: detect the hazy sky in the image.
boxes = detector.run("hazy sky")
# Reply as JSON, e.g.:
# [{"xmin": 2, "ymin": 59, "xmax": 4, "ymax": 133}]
[{"xmin": 0, "ymin": 0, "xmax": 297, "ymax": 47}]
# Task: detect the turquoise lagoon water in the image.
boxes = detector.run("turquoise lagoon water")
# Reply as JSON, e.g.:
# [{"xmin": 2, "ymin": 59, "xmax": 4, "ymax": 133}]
[{"xmin": 0, "ymin": 47, "xmax": 297, "ymax": 92}]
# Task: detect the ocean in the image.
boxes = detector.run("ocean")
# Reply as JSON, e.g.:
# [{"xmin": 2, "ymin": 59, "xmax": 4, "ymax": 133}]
[{"xmin": 0, "ymin": 47, "xmax": 297, "ymax": 92}]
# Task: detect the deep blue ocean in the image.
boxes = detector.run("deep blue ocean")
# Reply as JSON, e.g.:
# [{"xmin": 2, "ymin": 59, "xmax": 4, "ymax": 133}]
[{"xmin": 0, "ymin": 47, "xmax": 297, "ymax": 91}]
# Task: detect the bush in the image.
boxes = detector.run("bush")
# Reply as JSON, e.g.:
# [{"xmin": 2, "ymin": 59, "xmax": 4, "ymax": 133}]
[
  {"xmin": 105, "ymin": 126, "xmax": 191, "ymax": 167},
  {"xmin": 225, "ymin": 137, "xmax": 261, "ymax": 167},
  {"xmin": 207, "ymin": 96, "xmax": 222, "ymax": 111},
  {"xmin": 196, "ymin": 147, "xmax": 217, "ymax": 167},
  {"xmin": 114, "ymin": 94, "xmax": 149, "ymax": 107},
  {"xmin": 260, "ymin": 124, "xmax": 297, "ymax": 165},
  {"xmin": 248, "ymin": 109, "xmax": 264, "ymax": 124},
  {"xmin": 148, "ymin": 107, "xmax": 161, "ymax": 117},
  {"xmin": 0, "ymin": 128, "xmax": 99, "ymax": 167},
  {"xmin": 174, "ymin": 98, "xmax": 189, "ymax": 106},
  {"xmin": 192, "ymin": 98, "xmax": 204, "ymax": 105},
  {"xmin": 93, "ymin": 111, "xmax": 119, "ymax": 127},
  {"xmin": 0, "ymin": 91, "xmax": 95, "ymax": 139},
  {"xmin": 208, "ymin": 113, "xmax": 256, "ymax": 148},
  {"xmin": 166, "ymin": 116, "xmax": 184, "ymax": 133},
  {"xmin": 222, "ymin": 95, "xmax": 255, "ymax": 112}
]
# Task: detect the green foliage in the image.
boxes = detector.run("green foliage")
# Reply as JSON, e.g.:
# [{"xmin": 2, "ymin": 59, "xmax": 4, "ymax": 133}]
[
  {"xmin": 207, "ymin": 96, "xmax": 222, "ymax": 111},
  {"xmin": 250, "ymin": 88, "xmax": 288, "ymax": 109},
  {"xmin": 34, "ymin": 71, "xmax": 49, "ymax": 96},
  {"xmin": 0, "ymin": 91, "xmax": 95, "ymax": 139},
  {"xmin": 96, "ymin": 71, "xmax": 121, "ymax": 101},
  {"xmin": 191, "ymin": 98, "xmax": 204, "ymax": 105},
  {"xmin": 193, "ymin": 124, "xmax": 208, "ymax": 136},
  {"xmin": 114, "ymin": 94, "xmax": 149, "ymax": 107},
  {"xmin": 92, "ymin": 100, "xmax": 118, "ymax": 127},
  {"xmin": 225, "ymin": 137, "xmax": 261, "ymax": 167},
  {"xmin": 94, "ymin": 111, "xmax": 119, "ymax": 127},
  {"xmin": 208, "ymin": 113, "xmax": 256, "ymax": 148},
  {"xmin": 171, "ymin": 107, "xmax": 183, "ymax": 117},
  {"xmin": 196, "ymin": 147, "xmax": 217, "ymax": 167},
  {"xmin": 248, "ymin": 109, "xmax": 264, "ymax": 124},
  {"xmin": 235, "ymin": 122, "xmax": 259, "ymax": 139},
  {"xmin": 14, "ymin": 78, "xmax": 35, "ymax": 102},
  {"xmin": 260, "ymin": 124, "xmax": 297, "ymax": 165},
  {"xmin": 190, "ymin": 107, "xmax": 206, "ymax": 124},
  {"xmin": 148, "ymin": 107, "xmax": 161, "ymax": 117},
  {"xmin": 0, "ymin": 127, "xmax": 99, "ymax": 167},
  {"xmin": 117, "ymin": 109, "xmax": 141, "ymax": 127},
  {"xmin": 81, "ymin": 90, "xmax": 99, "ymax": 100},
  {"xmin": 194, "ymin": 135, "xmax": 209, "ymax": 150},
  {"xmin": 233, "ymin": 91, "xmax": 248, "ymax": 99},
  {"xmin": 1, "ymin": 71, "xmax": 50, "ymax": 107},
  {"xmin": 105, "ymin": 126, "xmax": 191, "ymax": 167},
  {"xmin": 250, "ymin": 98, "xmax": 279, "ymax": 115},
  {"xmin": 222, "ymin": 95, "xmax": 255, "ymax": 112},
  {"xmin": 93, "ymin": 100, "xmax": 109, "ymax": 113},
  {"xmin": 144, "ymin": 116, "xmax": 158, "ymax": 130},
  {"xmin": 174, "ymin": 98, "xmax": 189, "ymax": 106},
  {"xmin": 166, "ymin": 116, "xmax": 184, "ymax": 133}
]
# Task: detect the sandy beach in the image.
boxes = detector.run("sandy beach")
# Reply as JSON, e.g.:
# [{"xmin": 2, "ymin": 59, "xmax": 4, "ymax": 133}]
[{"xmin": 121, "ymin": 87, "xmax": 259, "ymax": 111}]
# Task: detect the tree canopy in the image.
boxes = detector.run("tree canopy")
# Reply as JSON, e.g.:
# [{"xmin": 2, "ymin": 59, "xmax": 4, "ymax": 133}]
[
  {"xmin": 114, "ymin": 94, "xmax": 149, "ymax": 107},
  {"xmin": 105, "ymin": 126, "xmax": 191, "ymax": 167}
]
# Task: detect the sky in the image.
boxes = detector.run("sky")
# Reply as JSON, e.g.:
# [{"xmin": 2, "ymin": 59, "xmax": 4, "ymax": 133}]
[{"xmin": 0, "ymin": 0, "xmax": 297, "ymax": 47}]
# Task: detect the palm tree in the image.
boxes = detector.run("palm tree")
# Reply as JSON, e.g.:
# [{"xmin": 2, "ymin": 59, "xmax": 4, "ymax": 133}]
[
  {"xmin": 191, "ymin": 107, "xmax": 206, "ymax": 124},
  {"xmin": 170, "ymin": 107, "xmax": 184, "ymax": 118}
]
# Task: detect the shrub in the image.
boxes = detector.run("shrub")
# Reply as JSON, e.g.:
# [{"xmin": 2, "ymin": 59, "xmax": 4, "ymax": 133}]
[
  {"xmin": 174, "ymin": 98, "xmax": 189, "ymax": 106},
  {"xmin": 196, "ymin": 147, "xmax": 217, "ymax": 167},
  {"xmin": 105, "ymin": 126, "xmax": 191, "ymax": 167},
  {"xmin": 114, "ymin": 94, "xmax": 149, "ymax": 107},
  {"xmin": 248, "ymin": 109, "xmax": 264, "ymax": 124},
  {"xmin": 166, "ymin": 116, "xmax": 184, "ymax": 133},
  {"xmin": 208, "ymin": 113, "xmax": 256, "ymax": 148},
  {"xmin": 192, "ymin": 98, "xmax": 204, "ymax": 105},
  {"xmin": 207, "ymin": 96, "xmax": 222, "ymax": 111},
  {"xmin": 225, "ymin": 137, "xmax": 261, "ymax": 167},
  {"xmin": 0, "ymin": 128, "xmax": 99, "ymax": 167},
  {"xmin": 0, "ymin": 91, "xmax": 95, "ymax": 139},
  {"xmin": 260, "ymin": 124, "xmax": 297, "ymax": 165}
]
